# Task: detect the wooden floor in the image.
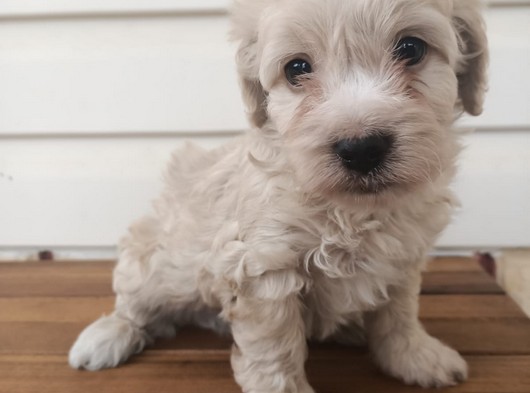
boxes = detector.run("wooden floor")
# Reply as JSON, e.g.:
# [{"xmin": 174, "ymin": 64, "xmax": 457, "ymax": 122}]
[{"xmin": 0, "ymin": 258, "xmax": 529, "ymax": 393}]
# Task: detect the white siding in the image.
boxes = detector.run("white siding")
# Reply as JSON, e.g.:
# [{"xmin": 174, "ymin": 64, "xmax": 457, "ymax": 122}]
[
  {"xmin": 0, "ymin": 0, "xmax": 230, "ymax": 16},
  {"xmin": 0, "ymin": 1, "xmax": 529, "ymax": 256},
  {"xmin": 0, "ymin": 16, "xmax": 245, "ymax": 134}
]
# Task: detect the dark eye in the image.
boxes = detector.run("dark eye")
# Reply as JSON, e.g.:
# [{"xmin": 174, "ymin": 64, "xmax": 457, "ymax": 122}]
[
  {"xmin": 284, "ymin": 59, "xmax": 313, "ymax": 86},
  {"xmin": 394, "ymin": 37, "xmax": 428, "ymax": 66}
]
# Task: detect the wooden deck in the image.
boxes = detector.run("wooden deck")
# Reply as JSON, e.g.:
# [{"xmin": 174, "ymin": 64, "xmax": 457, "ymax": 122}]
[{"xmin": 0, "ymin": 258, "xmax": 529, "ymax": 393}]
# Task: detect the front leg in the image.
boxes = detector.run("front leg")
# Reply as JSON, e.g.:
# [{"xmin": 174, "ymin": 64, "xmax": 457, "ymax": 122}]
[
  {"xmin": 365, "ymin": 269, "xmax": 468, "ymax": 388},
  {"xmin": 228, "ymin": 282, "xmax": 314, "ymax": 393}
]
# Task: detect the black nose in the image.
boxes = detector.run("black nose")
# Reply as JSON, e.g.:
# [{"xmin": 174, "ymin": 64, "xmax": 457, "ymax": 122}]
[{"xmin": 333, "ymin": 134, "xmax": 393, "ymax": 174}]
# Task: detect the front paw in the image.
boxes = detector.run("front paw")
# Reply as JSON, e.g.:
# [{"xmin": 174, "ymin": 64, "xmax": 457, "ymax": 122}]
[{"xmin": 373, "ymin": 333, "xmax": 468, "ymax": 388}]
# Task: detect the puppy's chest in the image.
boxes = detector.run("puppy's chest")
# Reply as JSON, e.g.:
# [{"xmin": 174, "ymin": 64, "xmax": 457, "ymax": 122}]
[
  {"xmin": 302, "ymin": 247, "xmax": 403, "ymax": 340},
  {"xmin": 300, "ymin": 200, "xmax": 442, "ymax": 277},
  {"xmin": 299, "ymin": 213, "xmax": 425, "ymax": 338},
  {"xmin": 302, "ymin": 211, "xmax": 423, "ymax": 278},
  {"xmin": 302, "ymin": 235, "xmax": 405, "ymax": 315},
  {"xmin": 303, "ymin": 269, "xmax": 393, "ymax": 339}
]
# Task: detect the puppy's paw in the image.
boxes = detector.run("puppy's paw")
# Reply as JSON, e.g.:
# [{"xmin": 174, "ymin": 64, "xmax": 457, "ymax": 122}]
[
  {"xmin": 69, "ymin": 314, "xmax": 146, "ymax": 371},
  {"xmin": 375, "ymin": 333, "xmax": 468, "ymax": 388}
]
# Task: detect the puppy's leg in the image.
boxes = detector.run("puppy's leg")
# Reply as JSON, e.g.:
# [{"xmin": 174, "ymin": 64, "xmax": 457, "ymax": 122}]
[
  {"xmin": 69, "ymin": 216, "xmax": 202, "ymax": 370},
  {"xmin": 229, "ymin": 291, "xmax": 314, "ymax": 393},
  {"xmin": 365, "ymin": 269, "xmax": 467, "ymax": 388},
  {"xmin": 68, "ymin": 310, "xmax": 148, "ymax": 371}
]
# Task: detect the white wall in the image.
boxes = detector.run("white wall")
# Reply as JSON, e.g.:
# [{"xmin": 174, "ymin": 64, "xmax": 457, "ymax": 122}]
[{"xmin": 0, "ymin": 0, "xmax": 529, "ymax": 258}]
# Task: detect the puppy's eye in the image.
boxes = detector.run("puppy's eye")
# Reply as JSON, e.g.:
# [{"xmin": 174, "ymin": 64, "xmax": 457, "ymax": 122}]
[
  {"xmin": 284, "ymin": 59, "xmax": 313, "ymax": 86},
  {"xmin": 394, "ymin": 37, "xmax": 427, "ymax": 66}
]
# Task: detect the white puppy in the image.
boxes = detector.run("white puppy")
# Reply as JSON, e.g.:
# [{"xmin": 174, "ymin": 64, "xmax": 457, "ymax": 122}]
[{"xmin": 69, "ymin": 0, "xmax": 488, "ymax": 392}]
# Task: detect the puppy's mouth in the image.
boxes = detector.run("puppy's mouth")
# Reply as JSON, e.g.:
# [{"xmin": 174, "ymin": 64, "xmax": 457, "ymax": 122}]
[
  {"xmin": 354, "ymin": 179, "xmax": 393, "ymax": 194},
  {"xmin": 342, "ymin": 172, "xmax": 398, "ymax": 196}
]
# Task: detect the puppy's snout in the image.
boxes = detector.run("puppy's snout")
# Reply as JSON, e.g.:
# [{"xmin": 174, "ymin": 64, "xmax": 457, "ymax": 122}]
[{"xmin": 333, "ymin": 133, "xmax": 394, "ymax": 175}]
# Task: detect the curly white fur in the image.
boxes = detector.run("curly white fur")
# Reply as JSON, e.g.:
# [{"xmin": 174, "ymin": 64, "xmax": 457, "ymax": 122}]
[{"xmin": 69, "ymin": 1, "xmax": 488, "ymax": 391}]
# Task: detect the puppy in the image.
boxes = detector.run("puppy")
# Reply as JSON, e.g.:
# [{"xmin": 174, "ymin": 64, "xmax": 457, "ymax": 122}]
[{"xmin": 69, "ymin": 0, "xmax": 488, "ymax": 392}]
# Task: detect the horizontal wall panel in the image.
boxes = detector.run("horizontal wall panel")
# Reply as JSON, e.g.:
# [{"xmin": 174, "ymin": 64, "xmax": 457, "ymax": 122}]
[
  {"xmin": 0, "ymin": 7, "xmax": 529, "ymax": 135},
  {"xmin": 0, "ymin": 131, "xmax": 528, "ymax": 249},
  {"xmin": 0, "ymin": 0, "xmax": 526, "ymax": 18},
  {"xmin": 438, "ymin": 130, "xmax": 530, "ymax": 248},
  {"xmin": 0, "ymin": 0, "xmax": 230, "ymax": 17},
  {"xmin": 0, "ymin": 16, "xmax": 247, "ymax": 134},
  {"xmin": 0, "ymin": 135, "xmax": 232, "ymax": 246}
]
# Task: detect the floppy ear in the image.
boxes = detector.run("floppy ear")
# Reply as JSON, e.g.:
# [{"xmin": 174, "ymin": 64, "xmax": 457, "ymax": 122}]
[
  {"xmin": 231, "ymin": 1, "xmax": 269, "ymax": 128},
  {"xmin": 236, "ymin": 41, "xmax": 268, "ymax": 128},
  {"xmin": 452, "ymin": 0, "xmax": 489, "ymax": 116}
]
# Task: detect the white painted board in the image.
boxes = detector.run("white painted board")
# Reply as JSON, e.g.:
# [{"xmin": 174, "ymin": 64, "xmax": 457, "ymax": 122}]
[
  {"xmin": 0, "ymin": 8, "xmax": 529, "ymax": 135},
  {"xmin": 0, "ymin": 3, "xmax": 529, "ymax": 254}
]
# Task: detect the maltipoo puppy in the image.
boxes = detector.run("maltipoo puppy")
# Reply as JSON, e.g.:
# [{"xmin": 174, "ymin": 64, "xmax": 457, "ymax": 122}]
[{"xmin": 69, "ymin": 0, "xmax": 488, "ymax": 392}]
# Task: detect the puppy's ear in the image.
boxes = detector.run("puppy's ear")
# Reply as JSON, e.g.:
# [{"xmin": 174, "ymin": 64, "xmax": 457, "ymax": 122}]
[
  {"xmin": 452, "ymin": 0, "xmax": 489, "ymax": 116},
  {"xmin": 236, "ymin": 41, "xmax": 268, "ymax": 128},
  {"xmin": 231, "ymin": 1, "xmax": 269, "ymax": 128}
]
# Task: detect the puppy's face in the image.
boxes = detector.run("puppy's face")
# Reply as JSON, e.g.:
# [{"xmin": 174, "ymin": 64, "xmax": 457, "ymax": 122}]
[{"xmin": 233, "ymin": 0, "xmax": 488, "ymax": 202}]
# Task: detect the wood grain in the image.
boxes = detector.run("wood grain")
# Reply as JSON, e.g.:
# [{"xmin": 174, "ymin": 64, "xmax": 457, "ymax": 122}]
[
  {"xmin": 421, "ymin": 271, "xmax": 504, "ymax": 294},
  {"xmin": 1, "ymin": 318, "xmax": 529, "ymax": 356},
  {"xmin": 425, "ymin": 257, "xmax": 484, "ymax": 272},
  {"xmin": 0, "ymin": 295, "xmax": 524, "ymax": 323},
  {"xmin": 0, "ymin": 258, "xmax": 528, "ymax": 393},
  {"xmin": 1, "ymin": 354, "xmax": 529, "ymax": 393},
  {"xmin": 0, "ymin": 262, "xmax": 114, "ymax": 297},
  {"xmin": 0, "ymin": 259, "xmax": 503, "ymax": 297}
]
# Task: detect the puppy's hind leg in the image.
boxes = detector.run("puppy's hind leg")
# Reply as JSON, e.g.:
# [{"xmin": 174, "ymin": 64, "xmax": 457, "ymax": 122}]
[
  {"xmin": 68, "ymin": 311, "xmax": 148, "ymax": 371},
  {"xmin": 69, "ymin": 216, "xmax": 200, "ymax": 370}
]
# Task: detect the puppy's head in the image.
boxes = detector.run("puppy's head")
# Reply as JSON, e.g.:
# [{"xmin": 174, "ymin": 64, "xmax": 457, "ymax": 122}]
[{"xmin": 232, "ymin": 0, "xmax": 488, "ymax": 202}]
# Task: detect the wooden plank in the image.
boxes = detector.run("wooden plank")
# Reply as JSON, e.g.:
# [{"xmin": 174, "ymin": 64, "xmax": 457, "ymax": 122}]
[
  {"xmin": 0, "ymin": 257, "xmax": 481, "ymax": 271},
  {"xmin": 1, "ymin": 354, "xmax": 529, "ymax": 393},
  {"xmin": 422, "ymin": 319, "xmax": 530, "ymax": 355},
  {"xmin": 0, "ymin": 295, "xmax": 526, "ymax": 323},
  {"xmin": 421, "ymin": 271, "xmax": 504, "ymax": 295},
  {"xmin": 0, "ymin": 324, "xmax": 233, "ymax": 355},
  {"xmin": 426, "ymin": 257, "xmax": 484, "ymax": 272},
  {"xmin": 1, "ymin": 294, "xmax": 527, "ymax": 357},
  {"xmin": 419, "ymin": 295, "xmax": 527, "ymax": 319},
  {"xmin": 106, "ymin": 318, "xmax": 530, "ymax": 356},
  {"xmin": 307, "ymin": 355, "xmax": 530, "ymax": 393},
  {"xmin": 0, "ymin": 262, "xmax": 114, "ymax": 297},
  {"xmin": 1, "ymin": 354, "xmax": 239, "ymax": 393},
  {"xmin": 0, "ymin": 297, "xmax": 115, "ymax": 323},
  {"xmin": 0, "ymin": 259, "xmax": 501, "ymax": 297},
  {"xmin": 1, "ymin": 317, "xmax": 529, "ymax": 356}
]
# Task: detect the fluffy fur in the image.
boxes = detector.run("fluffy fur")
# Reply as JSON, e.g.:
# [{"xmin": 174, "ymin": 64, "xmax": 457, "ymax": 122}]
[{"xmin": 69, "ymin": 1, "xmax": 488, "ymax": 391}]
